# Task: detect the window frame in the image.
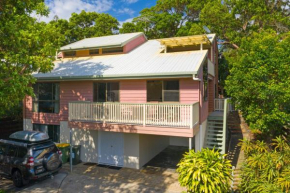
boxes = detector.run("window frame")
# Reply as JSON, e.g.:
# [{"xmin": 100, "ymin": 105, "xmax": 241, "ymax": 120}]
[
  {"xmin": 89, "ymin": 49, "xmax": 99, "ymax": 55},
  {"xmin": 147, "ymin": 80, "xmax": 180, "ymax": 102},
  {"xmin": 102, "ymin": 47, "xmax": 123, "ymax": 54},
  {"xmin": 33, "ymin": 83, "xmax": 60, "ymax": 113},
  {"xmin": 64, "ymin": 51, "xmax": 76, "ymax": 57},
  {"xmin": 93, "ymin": 82, "xmax": 120, "ymax": 102}
]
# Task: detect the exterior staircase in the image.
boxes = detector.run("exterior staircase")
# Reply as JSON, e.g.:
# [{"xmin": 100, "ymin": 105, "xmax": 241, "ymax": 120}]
[
  {"xmin": 205, "ymin": 115, "xmax": 224, "ymax": 152},
  {"xmin": 205, "ymin": 98, "xmax": 232, "ymax": 153}
]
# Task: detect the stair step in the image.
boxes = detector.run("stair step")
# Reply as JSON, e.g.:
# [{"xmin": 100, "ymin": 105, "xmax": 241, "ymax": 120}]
[
  {"xmin": 208, "ymin": 125, "xmax": 224, "ymax": 129},
  {"xmin": 207, "ymin": 134, "xmax": 223, "ymax": 137},
  {"xmin": 206, "ymin": 137, "xmax": 223, "ymax": 140},
  {"xmin": 206, "ymin": 142, "xmax": 223, "ymax": 146},
  {"xmin": 207, "ymin": 123, "xmax": 223, "ymax": 127},
  {"xmin": 207, "ymin": 132, "xmax": 223, "ymax": 136},
  {"xmin": 209, "ymin": 118, "xmax": 223, "ymax": 120},
  {"xmin": 207, "ymin": 130, "xmax": 223, "ymax": 133}
]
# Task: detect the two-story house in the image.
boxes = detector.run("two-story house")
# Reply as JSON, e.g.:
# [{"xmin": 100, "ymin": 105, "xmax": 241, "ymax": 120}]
[{"xmin": 23, "ymin": 32, "xmax": 224, "ymax": 169}]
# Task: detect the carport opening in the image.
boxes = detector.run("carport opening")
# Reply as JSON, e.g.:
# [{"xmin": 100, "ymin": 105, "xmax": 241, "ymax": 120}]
[{"xmin": 143, "ymin": 145, "xmax": 190, "ymax": 170}]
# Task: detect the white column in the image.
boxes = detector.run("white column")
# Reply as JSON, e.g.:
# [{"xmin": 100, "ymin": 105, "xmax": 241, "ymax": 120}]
[
  {"xmin": 199, "ymin": 124, "xmax": 203, "ymax": 149},
  {"xmin": 194, "ymin": 124, "xmax": 203, "ymax": 151},
  {"xmin": 70, "ymin": 128, "xmax": 73, "ymax": 172},
  {"xmin": 189, "ymin": 137, "xmax": 192, "ymax": 150}
]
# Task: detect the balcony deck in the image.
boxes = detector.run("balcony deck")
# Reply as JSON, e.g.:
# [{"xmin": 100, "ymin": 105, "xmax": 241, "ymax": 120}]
[{"xmin": 68, "ymin": 102, "xmax": 200, "ymax": 137}]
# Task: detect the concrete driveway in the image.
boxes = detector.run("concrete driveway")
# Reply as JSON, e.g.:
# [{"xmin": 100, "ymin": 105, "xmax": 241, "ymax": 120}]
[{"xmin": 0, "ymin": 163, "xmax": 185, "ymax": 193}]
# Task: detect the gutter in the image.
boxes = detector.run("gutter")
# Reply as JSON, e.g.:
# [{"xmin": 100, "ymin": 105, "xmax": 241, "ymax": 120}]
[{"xmin": 34, "ymin": 73, "xmax": 197, "ymax": 81}]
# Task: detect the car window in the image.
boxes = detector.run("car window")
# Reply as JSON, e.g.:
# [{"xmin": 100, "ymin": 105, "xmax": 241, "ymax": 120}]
[
  {"xmin": 33, "ymin": 146, "xmax": 57, "ymax": 160},
  {"xmin": 17, "ymin": 147, "xmax": 27, "ymax": 158},
  {"xmin": 7, "ymin": 145, "xmax": 16, "ymax": 157},
  {"xmin": 0, "ymin": 143, "xmax": 6, "ymax": 155}
]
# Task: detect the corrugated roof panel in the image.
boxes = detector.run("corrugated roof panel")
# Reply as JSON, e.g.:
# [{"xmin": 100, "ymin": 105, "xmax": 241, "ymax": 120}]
[
  {"xmin": 60, "ymin": 32, "xmax": 144, "ymax": 51},
  {"xmin": 34, "ymin": 40, "xmax": 208, "ymax": 79}
]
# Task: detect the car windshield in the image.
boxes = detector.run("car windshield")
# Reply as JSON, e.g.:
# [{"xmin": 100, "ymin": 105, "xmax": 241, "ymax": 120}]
[{"xmin": 33, "ymin": 146, "xmax": 57, "ymax": 159}]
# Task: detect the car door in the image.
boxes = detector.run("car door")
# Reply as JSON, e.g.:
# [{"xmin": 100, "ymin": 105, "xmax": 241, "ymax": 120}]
[
  {"xmin": 0, "ymin": 143, "xmax": 6, "ymax": 173},
  {"xmin": 4, "ymin": 145, "xmax": 17, "ymax": 175}
]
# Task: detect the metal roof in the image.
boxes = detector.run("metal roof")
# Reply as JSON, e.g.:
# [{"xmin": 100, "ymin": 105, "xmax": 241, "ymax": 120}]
[
  {"xmin": 60, "ymin": 32, "xmax": 145, "ymax": 51},
  {"xmin": 34, "ymin": 40, "xmax": 208, "ymax": 80}
]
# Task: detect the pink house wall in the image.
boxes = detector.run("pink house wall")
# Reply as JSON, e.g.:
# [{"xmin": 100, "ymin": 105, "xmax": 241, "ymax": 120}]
[
  {"xmin": 25, "ymin": 78, "xmax": 208, "ymax": 126},
  {"xmin": 123, "ymin": 35, "xmax": 147, "ymax": 53},
  {"xmin": 120, "ymin": 80, "xmax": 147, "ymax": 103},
  {"xmin": 179, "ymin": 79, "xmax": 199, "ymax": 104},
  {"xmin": 24, "ymin": 81, "xmax": 93, "ymax": 125}
]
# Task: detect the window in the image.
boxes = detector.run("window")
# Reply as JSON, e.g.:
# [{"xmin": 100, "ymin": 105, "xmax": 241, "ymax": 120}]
[
  {"xmin": 102, "ymin": 47, "xmax": 123, "ymax": 54},
  {"xmin": 147, "ymin": 80, "xmax": 179, "ymax": 102},
  {"xmin": 0, "ymin": 143, "xmax": 6, "ymax": 155},
  {"xmin": 64, "ymin": 51, "xmax": 76, "ymax": 57},
  {"xmin": 33, "ymin": 83, "xmax": 60, "ymax": 113},
  {"xmin": 89, "ymin": 49, "xmax": 99, "ymax": 55},
  {"xmin": 17, "ymin": 147, "xmax": 27, "ymax": 158},
  {"xmin": 203, "ymin": 61, "xmax": 208, "ymax": 101},
  {"xmin": 33, "ymin": 124, "xmax": 60, "ymax": 143},
  {"xmin": 147, "ymin": 81, "xmax": 162, "ymax": 102},
  {"xmin": 93, "ymin": 82, "xmax": 119, "ymax": 102},
  {"xmin": 164, "ymin": 80, "xmax": 179, "ymax": 101},
  {"xmin": 7, "ymin": 146, "xmax": 16, "ymax": 157}
]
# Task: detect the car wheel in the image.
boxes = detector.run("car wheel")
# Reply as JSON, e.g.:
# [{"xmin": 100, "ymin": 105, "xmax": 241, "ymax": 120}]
[{"xmin": 12, "ymin": 170, "xmax": 24, "ymax": 188}]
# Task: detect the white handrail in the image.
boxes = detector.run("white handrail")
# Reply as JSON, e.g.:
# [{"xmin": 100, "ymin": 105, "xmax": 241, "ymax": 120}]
[
  {"xmin": 214, "ymin": 98, "xmax": 234, "ymax": 111},
  {"xmin": 69, "ymin": 102, "xmax": 199, "ymax": 128}
]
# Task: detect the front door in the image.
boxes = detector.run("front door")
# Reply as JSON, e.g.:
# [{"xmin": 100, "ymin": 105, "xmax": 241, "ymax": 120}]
[{"xmin": 98, "ymin": 131, "xmax": 124, "ymax": 167}]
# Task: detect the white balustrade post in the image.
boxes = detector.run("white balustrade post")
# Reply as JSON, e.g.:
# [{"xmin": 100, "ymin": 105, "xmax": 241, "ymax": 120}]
[
  {"xmin": 102, "ymin": 103, "xmax": 106, "ymax": 124},
  {"xmin": 189, "ymin": 137, "xmax": 192, "ymax": 150},
  {"xmin": 143, "ymin": 104, "xmax": 146, "ymax": 127},
  {"xmin": 190, "ymin": 104, "xmax": 193, "ymax": 129}
]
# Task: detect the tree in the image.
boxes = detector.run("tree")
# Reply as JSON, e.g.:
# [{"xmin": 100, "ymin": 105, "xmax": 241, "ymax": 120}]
[
  {"xmin": 49, "ymin": 18, "xmax": 70, "ymax": 45},
  {"xmin": 119, "ymin": 22, "xmax": 139, "ymax": 34},
  {"xmin": 51, "ymin": 11, "xmax": 119, "ymax": 44},
  {"xmin": 177, "ymin": 148, "xmax": 232, "ymax": 193},
  {"xmin": 94, "ymin": 13, "xmax": 119, "ymax": 36},
  {"xmin": 0, "ymin": 0, "xmax": 62, "ymax": 117},
  {"xmin": 225, "ymin": 31, "xmax": 290, "ymax": 135},
  {"xmin": 68, "ymin": 10, "xmax": 100, "ymax": 42}
]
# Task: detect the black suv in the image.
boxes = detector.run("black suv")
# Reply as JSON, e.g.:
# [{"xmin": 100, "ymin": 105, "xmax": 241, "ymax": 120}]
[{"xmin": 0, "ymin": 131, "xmax": 62, "ymax": 187}]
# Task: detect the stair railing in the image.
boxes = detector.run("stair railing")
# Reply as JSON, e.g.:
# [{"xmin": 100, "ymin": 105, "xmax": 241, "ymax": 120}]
[{"xmin": 221, "ymin": 98, "xmax": 230, "ymax": 154}]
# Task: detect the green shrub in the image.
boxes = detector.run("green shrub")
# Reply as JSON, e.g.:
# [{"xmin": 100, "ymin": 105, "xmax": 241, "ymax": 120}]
[
  {"xmin": 239, "ymin": 136, "xmax": 290, "ymax": 193},
  {"xmin": 177, "ymin": 148, "xmax": 232, "ymax": 193}
]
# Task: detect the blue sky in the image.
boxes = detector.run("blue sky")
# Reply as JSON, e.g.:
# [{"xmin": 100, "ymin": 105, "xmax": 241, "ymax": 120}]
[{"xmin": 37, "ymin": 0, "xmax": 156, "ymax": 25}]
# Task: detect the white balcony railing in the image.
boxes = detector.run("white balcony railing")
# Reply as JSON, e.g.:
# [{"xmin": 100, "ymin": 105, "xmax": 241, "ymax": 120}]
[
  {"xmin": 214, "ymin": 98, "xmax": 234, "ymax": 111},
  {"xmin": 69, "ymin": 102, "xmax": 199, "ymax": 128}
]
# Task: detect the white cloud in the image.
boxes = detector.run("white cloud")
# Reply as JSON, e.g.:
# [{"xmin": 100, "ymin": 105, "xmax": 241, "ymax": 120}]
[
  {"xmin": 118, "ymin": 17, "xmax": 134, "ymax": 28},
  {"xmin": 117, "ymin": 8, "xmax": 135, "ymax": 16},
  {"xmin": 122, "ymin": 0, "xmax": 139, "ymax": 4},
  {"xmin": 34, "ymin": 0, "xmax": 113, "ymax": 22}
]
